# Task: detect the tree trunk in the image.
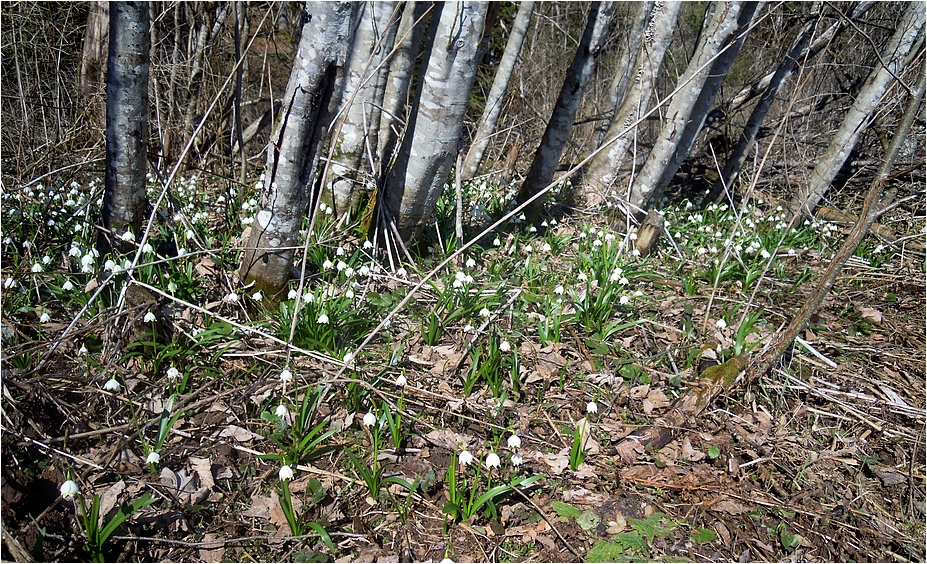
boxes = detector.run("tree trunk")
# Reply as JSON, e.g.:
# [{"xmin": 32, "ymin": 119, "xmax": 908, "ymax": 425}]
[
  {"xmin": 384, "ymin": 1, "xmax": 487, "ymax": 243},
  {"xmin": 328, "ymin": 1, "xmax": 401, "ymax": 218},
  {"xmin": 708, "ymin": 2, "xmax": 823, "ymax": 202},
  {"xmin": 516, "ymin": 1, "xmax": 615, "ymax": 222},
  {"xmin": 80, "ymin": 1, "xmax": 110, "ymax": 98},
  {"xmin": 626, "ymin": 1, "xmax": 757, "ymax": 218},
  {"xmin": 787, "ymin": 2, "xmax": 925, "ymax": 219},
  {"xmin": 99, "ymin": 1, "xmax": 150, "ymax": 259},
  {"xmin": 460, "ymin": 0, "xmax": 534, "ymax": 182},
  {"xmin": 378, "ymin": 1, "xmax": 433, "ymax": 166},
  {"xmin": 580, "ymin": 1, "xmax": 681, "ymax": 208},
  {"xmin": 239, "ymin": 2, "xmax": 353, "ymax": 299}
]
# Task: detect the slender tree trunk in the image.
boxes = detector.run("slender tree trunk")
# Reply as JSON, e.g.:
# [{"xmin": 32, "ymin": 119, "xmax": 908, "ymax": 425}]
[
  {"xmin": 378, "ymin": 1, "xmax": 433, "ymax": 165},
  {"xmin": 787, "ymin": 3, "xmax": 925, "ymax": 218},
  {"xmin": 239, "ymin": 2, "xmax": 353, "ymax": 299},
  {"xmin": 80, "ymin": 1, "xmax": 110, "ymax": 98},
  {"xmin": 328, "ymin": 1, "xmax": 401, "ymax": 218},
  {"xmin": 626, "ymin": 1, "xmax": 756, "ymax": 217},
  {"xmin": 580, "ymin": 0, "xmax": 681, "ymax": 208},
  {"xmin": 516, "ymin": 1, "xmax": 615, "ymax": 222},
  {"xmin": 99, "ymin": 1, "xmax": 150, "ymax": 259},
  {"xmin": 709, "ymin": 2, "xmax": 823, "ymax": 202},
  {"xmin": 384, "ymin": 1, "xmax": 487, "ymax": 242},
  {"xmin": 460, "ymin": 0, "xmax": 534, "ymax": 182}
]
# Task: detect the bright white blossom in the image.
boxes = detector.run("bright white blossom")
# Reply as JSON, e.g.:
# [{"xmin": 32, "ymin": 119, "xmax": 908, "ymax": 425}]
[
  {"xmin": 120, "ymin": 231, "xmax": 135, "ymax": 242},
  {"xmin": 499, "ymin": 340, "xmax": 511, "ymax": 353},
  {"xmin": 317, "ymin": 313, "xmax": 330, "ymax": 324},
  {"xmin": 79, "ymin": 345, "xmax": 88, "ymax": 356},
  {"xmin": 60, "ymin": 480, "xmax": 79, "ymax": 499},
  {"xmin": 279, "ymin": 465, "xmax": 294, "ymax": 481},
  {"xmin": 479, "ymin": 308, "xmax": 491, "ymax": 318},
  {"xmin": 275, "ymin": 404, "xmax": 289, "ymax": 418},
  {"xmin": 336, "ymin": 261, "xmax": 347, "ymax": 271},
  {"xmin": 222, "ymin": 292, "xmax": 239, "ymax": 303},
  {"xmin": 586, "ymin": 401, "xmax": 598, "ymax": 414},
  {"xmin": 578, "ymin": 272, "xmax": 587, "ymax": 282},
  {"xmin": 507, "ymin": 434, "xmax": 521, "ymax": 449},
  {"xmin": 103, "ymin": 378, "xmax": 120, "ymax": 392},
  {"xmin": 287, "ymin": 289, "xmax": 298, "ymax": 300},
  {"xmin": 39, "ymin": 312, "xmax": 51, "ymax": 323},
  {"xmin": 511, "ymin": 453, "xmax": 524, "ymax": 467},
  {"xmin": 554, "ymin": 284, "xmax": 564, "ymax": 295},
  {"xmin": 343, "ymin": 352, "xmax": 354, "ymax": 364},
  {"xmin": 458, "ymin": 450, "xmax": 474, "ymax": 466},
  {"xmin": 31, "ymin": 263, "xmax": 43, "ymax": 273},
  {"xmin": 619, "ymin": 296, "xmax": 630, "ymax": 305},
  {"xmin": 279, "ymin": 369, "xmax": 293, "ymax": 384},
  {"xmin": 396, "ymin": 267, "xmax": 407, "ymax": 278},
  {"xmin": 465, "ymin": 258, "xmax": 476, "ymax": 268},
  {"xmin": 143, "ymin": 311, "xmax": 157, "ymax": 323},
  {"xmin": 322, "ymin": 259, "xmax": 333, "ymax": 270},
  {"xmin": 363, "ymin": 240, "xmax": 373, "ymax": 250},
  {"xmin": 363, "ymin": 412, "xmax": 376, "ymax": 427},
  {"xmin": 493, "ymin": 237, "xmax": 501, "ymax": 246},
  {"xmin": 715, "ymin": 319, "xmax": 727, "ymax": 330},
  {"xmin": 42, "ymin": 255, "xmax": 52, "ymax": 264},
  {"xmin": 146, "ymin": 452, "xmax": 160, "ymax": 464},
  {"xmin": 395, "ymin": 374, "xmax": 407, "ymax": 387},
  {"xmin": 142, "ymin": 243, "xmax": 153, "ymax": 253},
  {"xmin": 166, "ymin": 367, "xmax": 180, "ymax": 380},
  {"xmin": 62, "ymin": 280, "xmax": 74, "ymax": 291},
  {"xmin": 252, "ymin": 291, "xmax": 262, "ymax": 302},
  {"xmin": 485, "ymin": 452, "xmax": 501, "ymax": 469}
]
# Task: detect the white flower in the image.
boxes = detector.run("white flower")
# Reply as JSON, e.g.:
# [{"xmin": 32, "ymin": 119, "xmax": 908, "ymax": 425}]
[
  {"xmin": 463, "ymin": 324, "xmax": 474, "ymax": 333},
  {"xmin": 715, "ymin": 319, "xmax": 727, "ymax": 330},
  {"xmin": 185, "ymin": 229, "xmax": 195, "ymax": 240},
  {"xmin": 336, "ymin": 261, "xmax": 347, "ymax": 271},
  {"xmin": 458, "ymin": 450, "xmax": 474, "ymax": 466},
  {"xmin": 619, "ymin": 277, "xmax": 629, "ymax": 285},
  {"xmin": 577, "ymin": 272, "xmax": 587, "ymax": 282},
  {"xmin": 631, "ymin": 249, "xmax": 641, "ymax": 257},
  {"xmin": 485, "ymin": 452, "xmax": 501, "ymax": 469},
  {"xmin": 222, "ymin": 292, "xmax": 239, "ymax": 303},
  {"xmin": 499, "ymin": 340, "xmax": 511, "ymax": 353},
  {"xmin": 279, "ymin": 465, "xmax": 294, "ymax": 481},
  {"xmin": 120, "ymin": 230, "xmax": 135, "ymax": 242},
  {"xmin": 60, "ymin": 480, "xmax": 79, "ymax": 499},
  {"xmin": 465, "ymin": 258, "xmax": 476, "ymax": 268},
  {"xmin": 103, "ymin": 378, "xmax": 120, "ymax": 392},
  {"xmin": 31, "ymin": 263, "xmax": 43, "ymax": 273},
  {"xmin": 542, "ymin": 243, "xmax": 552, "ymax": 252},
  {"xmin": 554, "ymin": 284, "xmax": 564, "ymax": 295},
  {"xmin": 143, "ymin": 311, "xmax": 157, "ymax": 323},
  {"xmin": 493, "ymin": 237, "xmax": 501, "ymax": 246},
  {"xmin": 287, "ymin": 289, "xmax": 298, "ymax": 300},
  {"xmin": 343, "ymin": 352, "xmax": 354, "ymax": 364},
  {"xmin": 507, "ymin": 434, "xmax": 521, "ymax": 449},
  {"xmin": 62, "ymin": 280, "xmax": 74, "ymax": 291},
  {"xmin": 511, "ymin": 453, "xmax": 524, "ymax": 467},
  {"xmin": 322, "ymin": 259, "xmax": 333, "ymax": 270},
  {"xmin": 142, "ymin": 243, "xmax": 153, "ymax": 253},
  {"xmin": 166, "ymin": 366, "xmax": 180, "ymax": 380},
  {"xmin": 760, "ymin": 249, "xmax": 771, "ymax": 259},
  {"xmin": 317, "ymin": 313, "xmax": 329, "ymax": 324},
  {"xmin": 586, "ymin": 401, "xmax": 598, "ymax": 414},
  {"xmin": 524, "ymin": 244, "xmax": 533, "ymax": 253},
  {"xmin": 42, "ymin": 255, "xmax": 52, "ymax": 264},
  {"xmin": 344, "ymin": 267, "xmax": 355, "ymax": 278},
  {"xmin": 39, "ymin": 312, "xmax": 51, "ymax": 323},
  {"xmin": 252, "ymin": 291, "xmax": 262, "ymax": 301},
  {"xmin": 396, "ymin": 267, "xmax": 407, "ymax": 278},
  {"xmin": 167, "ymin": 281, "xmax": 178, "ymax": 293},
  {"xmin": 146, "ymin": 452, "xmax": 161, "ymax": 464},
  {"xmin": 358, "ymin": 265, "xmax": 370, "ymax": 277},
  {"xmin": 275, "ymin": 403, "xmax": 289, "ymax": 418},
  {"xmin": 395, "ymin": 374, "xmax": 407, "ymax": 387},
  {"xmin": 479, "ymin": 308, "xmax": 491, "ymax": 318},
  {"xmin": 177, "ymin": 248, "xmax": 187, "ymax": 257},
  {"xmin": 363, "ymin": 240, "xmax": 373, "ymax": 250},
  {"xmin": 336, "ymin": 247, "xmax": 345, "ymax": 257},
  {"xmin": 279, "ymin": 369, "xmax": 293, "ymax": 384},
  {"xmin": 363, "ymin": 412, "xmax": 376, "ymax": 427},
  {"xmin": 79, "ymin": 345, "xmax": 88, "ymax": 355}
]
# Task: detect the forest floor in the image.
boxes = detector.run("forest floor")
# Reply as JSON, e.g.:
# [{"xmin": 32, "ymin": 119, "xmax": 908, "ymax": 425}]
[{"xmin": 1, "ymin": 168, "xmax": 925, "ymax": 563}]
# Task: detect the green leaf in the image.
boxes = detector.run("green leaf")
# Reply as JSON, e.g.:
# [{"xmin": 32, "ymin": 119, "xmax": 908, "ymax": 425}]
[
  {"xmin": 551, "ymin": 500, "xmax": 580, "ymax": 519},
  {"xmin": 691, "ymin": 527, "xmax": 717, "ymax": 544},
  {"xmin": 576, "ymin": 509, "xmax": 601, "ymax": 531},
  {"xmin": 779, "ymin": 528, "xmax": 800, "ymax": 551},
  {"xmin": 707, "ymin": 445, "xmax": 721, "ymax": 459},
  {"xmin": 306, "ymin": 521, "xmax": 336, "ymax": 554},
  {"xmin": 615, "ymin": 531, "xmax": 647, "ymax": 552},
  {"xmin": 628, "ymin": 512, "xmax": 669, "ymax": 542},
  {"xmin": 98, "ymin": 493, "xmax": 157, "ymax": 544},
  {"xmin": 585, "ymin": 537, "xmax": 647, "ymax": 562}
]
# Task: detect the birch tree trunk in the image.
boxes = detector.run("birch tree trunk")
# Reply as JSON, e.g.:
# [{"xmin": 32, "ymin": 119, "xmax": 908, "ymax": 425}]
[
  {"xmin": 460, "ymin": 0, "xmax": 534, "ymax": 182},
  {"xmin": 99, "ymin": 1, "xmax": 149, "ymax": 259},
  {"xmin": 709, "ymin": 2, "xmax": 822, "ymax": 202},
  {"xmin": 328, "ymin": 1, "xmax": 400, "ymax": 218},
  {"xmin": 626, "ymin": 1, "xmax": 756, "ymax": 217},
  {"xmin": 580, "ymin": 0, "xmax": 681, "ymax": 208},
  {"xmin": 384, "ymin": 1, "xmax": 487, "ymax": 243},
  {"xmin": 239, "ymin": 2, "xmax": 353, "ymax": 299},
  {"xmin": 516, "ymin": 1, "xmax": 615, "ymax": 222},
  {"xmin": 378, "ymin": 1, "xmax": 433, "ymax": 166},
  {"xmin": 787, "ymin": 2, "xmax": 925, "ymax": 219}
]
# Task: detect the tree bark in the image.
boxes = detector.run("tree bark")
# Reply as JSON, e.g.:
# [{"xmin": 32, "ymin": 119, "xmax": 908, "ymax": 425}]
[
  {"xmin": 80, "ymin": 1, "xmax": 110, "ymax": 98},
  {"xmin": 516, "ymin": 1, "xmax": 615, "ymax": 222},
  {"xmin": 580, "ymin": 0, "xmax": 681, "ymax": 208},
  {"xmin": 787, "ymin": 2, "xmax": 925, "ymax": 218},
  {"xmin": 460, "ymin": 0, "xmax": 535, "ymax": 182},
  {"xmin": 239, "ymin": 2, "xmax": 353, "ymax": 299},
  {"xmin": 625, "ymin": 1, "xmax": 758, "ymax": 218},
  {"xmin": 328, "ymin": 1, "xmax": 401, "ymax": 218},
  {"xmin": 100, "ymin": 1, "xmax": 150, "ymax": 259},
  {"xmin": 384, "ymin": 1, "xmax": 487, "ymax": 243}
]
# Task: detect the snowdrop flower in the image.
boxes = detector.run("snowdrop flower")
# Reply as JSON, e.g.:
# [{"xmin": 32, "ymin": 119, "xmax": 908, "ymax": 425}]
[
  {"xmin": 103, "ymin": 377, "xmax": 120, "ymax": 392},
  {"xmin": 143, "ymin": 311, "xmax": 157, "ymax": 323},
  {"xmin": 60, "ymin": 480, "xmax": 79, "ymax": 500},
  {"xmin": 631, "ymin": 249, "xmax": 641, "ymax": 257},
  {"xmin": 120, "ymin": 230, "xmax": 135, "ymax": 242},
  {"xmin": 485, "ymin": 452, "xmax": 501, "ymax": 469},
  {"xmin": 586, "ymin": 401, "xmax": 598, "ymax": 414},
  {"xmin": 322, "ymin": 259, "xmax": 333, "ymax": 270},
  {"xmin": 146, "ymin": 452, "xmax": 161, "ymax": 464},
  {"xmin": 252, "ymin": 291, "xmax": 262, "ymax": 301},
  {"xmin": 287, "ymin": 289, "xmax": 298, "ymax": 300},
  {"xmin": 760, "ymin": 249, "xmax": 771, "ymax": 259},
  {"xmin": 619, "ymin": 277, "xmax": 629, "ymax": 285},
  {"xmin": 507, "ymin": 434, "xmax": 521, "ymax": 449},
  {"xmin": 142, "ymin": 243, "xmax": 153, "ymax": 253},
  {"xmin": 336, "ymin": 261, "xmax": 347, "ymax": 272},
  {"xmin": 465, "ymin": 258, "xmax": 476, "ymax": 268},
  {"xmin": 493, "ymin": 237, "xmax": 501, "ymax": 246},
  {"xmin": 554, "ymin": 284, "xmax": 564, "ymax": 295},
  {"xmin": 344, "ymin": 267, "xmax": 355, "ymax": 278},
  {"xmin": 528, "ymin": 225, "xmax": 537, "ymax": 233},
  {"xmin": 542, "ymin": 242, "xmax": 552, "ymax": 252},
  {"xmin": 511, "ymin": 453, "xmax": 524, "ymax": 467},
  {"xmin": 363, "ymin": 240, "xmax": 373, "ymax": 250},
  {"xmin": 336, "ymin": 247, "xmax": 345, "ymax": 257},
  {"xmin": 166, "ymin": 367, "xmax": 180, "ymax": 380},
  {"xmin": 177, "ymin": 248, "xmax": 187, "ymax": 257},
  {"xmin": 363, "ymin": 412, "xmax": 376, "ymax": 427},
  {"xmin": 3, "ymin": 277, "xmax": 16, "ymax": 289},
  {"xmin": 279, "ymin": 369, "xmax": 293, "ymax": 384},
  {"xmin": 619, "ymin": 295, "xmax": 630, "ymax": 305},
  {"xmin": 463, "ymin": 324, "xmax": 474, "ymax": 333},
  {"xmin": 395, "ymin": 374, "xmax": 407, "ymax": 387},
  {"xmin": 275, "ymin": 403, "xmax": 289, "ymax": 418},
  {"xmin": 62, "ymin": 280, "xmax": 74, "ymax": 291},
  {"xmin": 167, "ymin": 281, "xmax": 178, "ymax": 293},
  {"xmin": 396, "ymin": 267, "xmax": 407, "ymax": 278},
  {"xmin": 343, "ymin": 352, "xmax": 354, "ymax": 364},
  {"xmin": 317, "ymin": 313, "xmax": 329, "ymax": 324},
  {"xmin": 39, "ymin": 311, "xmax": 51, "ymax": 323},
  {"xmin": 479, "ymin": 308, "xmax": 491, "ymax": 318},
  {"xmin": 499, "ymin": 340, "xmax": 511, "ymax": 353},
  {"xmin": 278, "ymin": 465, "xmax": 294, "ymax": 481},
  {"xmin": 458, "ymin": 450, "xmax": 474, "ymax": 466},
  {"xmin": 222, "ymin": 292, "xmax": 239, "ymax": 303},
  {"xmin": 79, "ymin": 345, "xmax": 88, "ymax": 356},
  {"xmin": 358, "ymin": 265, "xmax": 370, "ymax": 277},
  {"xmin": 31, "ymin": 263, "xmax": 43, "ymax": 273},
  {"xmin": 577, "ymin": 272, "xmax": 587, "ymax": 282},
  {"xmin": 67, "ymin": 245, "xmax": 82, "ymax": 257},
  {"xmin": 41, "ymin": 255, "xmax": 52, "ymax": 265},
  {"xmin": 715, "ymin": 318, "xmax": 727, "ymax": 330}
]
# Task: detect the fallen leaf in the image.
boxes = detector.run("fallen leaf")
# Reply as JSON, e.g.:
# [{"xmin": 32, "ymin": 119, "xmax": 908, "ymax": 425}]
[
  {"xmin": 190, "ymin": 457, "xmax": 215, "ymax": 490},
  {"xmin": 681, "ymin": 436, "xmax": 706, "ymax": 462},
  {"xmin": 198, "ymin": 532, "xmax": 225, "ymax": 562},
  {"xmin": 711, "ymin": 498, "xmax": 749, "ymax": 515},
  {"xmin": 216, "ymin": 424, "xmax": 262, "ymax": 442},
  {"xmin": 858, "ymin": 306, "xmax": 882, "ymax": 323},
  {"xmin": 98, "ymin": 480, "xmax": 126, "ymax": 520}
]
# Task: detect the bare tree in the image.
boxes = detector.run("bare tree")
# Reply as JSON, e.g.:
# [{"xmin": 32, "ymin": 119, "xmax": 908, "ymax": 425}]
[
  {"xmin": 383, "ymin": 1, "xmax": 487, "ymax": 243},
  {"xmin": 79, "ymin": 1, "xmax": 109, "ymax": 98},
  {"xmin": 787, "ymin": 2, "xmax": 925, "ymax": 218},
  {"xmin": 239, "ymin": 2, "xmax": 353, "ymax": 299},
  {"xmin": 580, "ymin": 0, "xmax": 682, "ymax": 208},
  {"xmin": 625, "ymin": 1, "xmax": 760, "ymax": 218},
  {"xmin": 460, "ymin": 0, "xmax": 535, "ymax": 182},
  {"xmin": 328, "ymin": 1, "xmax": 401, "ymax": 218},
  {"xmin": 99, "ymin": 1, "xmax": 150, "ymax": 258},
  {"xmin": 516, "ymin": 1, "xmax": 615, "ymax": 222}
]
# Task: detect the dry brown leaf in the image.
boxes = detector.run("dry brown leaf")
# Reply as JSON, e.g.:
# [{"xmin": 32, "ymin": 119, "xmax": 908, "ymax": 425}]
[
  {"xmin": 681, "ymin": 436, "xmax": 706, "ymax": 462},
  {"xmin": 98, "ymin": 480, "xmax": 126, "ymax": 521},
  {"xmin": 711, "ymin": 498, "xmax": 750, "ymax": 515},
  {"xmin": 198, "ymin": 532, "xmax": 225, "ymax": 562},
  {"xmin": 857, "ymin": 306, "xmax": 883, "ymax": 323},
  {"xmin": 216, "ymin": 424, "xmax": 262, "ymax": 442},
  {"xmin": 189, "ymin": 457, "xmax": 215, "ymax": 490},
  {"xmin": 529, "ymin": 449, "xmax": 571, "ymax": 475}
]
